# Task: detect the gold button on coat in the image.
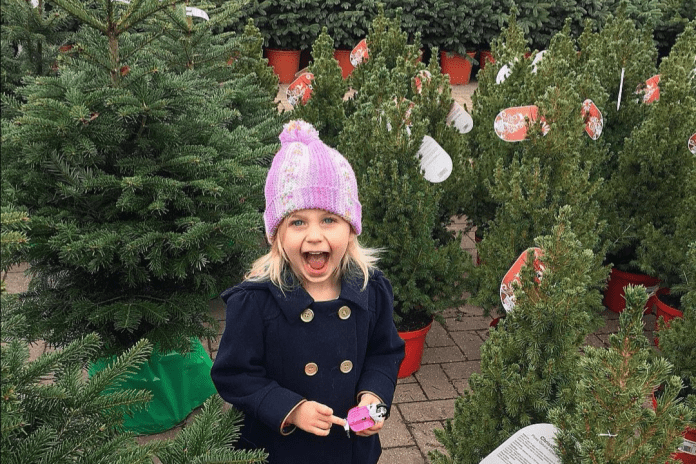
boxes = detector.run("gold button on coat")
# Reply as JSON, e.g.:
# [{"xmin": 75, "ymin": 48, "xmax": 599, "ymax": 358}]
[
  {"xmin": 340, "ymin": 360, "xmax": 353, "ymax": 373},
  {"xmin": 305, "ymin": 362, "xmax": 318, "ymax": 376},
  {"xmin": 338, "ymin": 306, "xmax": 351, "ymax": 320},
  {"xmin": 300, "ymin": 308, "xmax": 314, "ymax": 322}
]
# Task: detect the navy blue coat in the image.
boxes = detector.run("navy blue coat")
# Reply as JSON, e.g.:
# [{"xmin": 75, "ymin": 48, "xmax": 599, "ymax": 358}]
[{"xmin": 210, "ymin": 270, "xmax": 405, "ymax": 464}]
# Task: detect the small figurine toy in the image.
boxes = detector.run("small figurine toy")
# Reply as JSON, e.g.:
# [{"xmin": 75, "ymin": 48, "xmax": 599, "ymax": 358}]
[{"xmin": 343, "ymin": 403, "xmax": 389, "ymax": 437}]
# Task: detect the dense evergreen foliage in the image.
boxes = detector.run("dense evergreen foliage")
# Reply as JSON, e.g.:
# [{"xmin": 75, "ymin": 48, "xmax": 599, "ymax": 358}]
[
  {"xmin": 431, "ymin": 209, "xmax": 607, "ymax": 463},
  {"xmin": 2, "ymin": 0, "xmax": 281, "ymax": 354},
  {"xmin": 550, "ymin": 286, "xmax": 693, "ymax": 464}
]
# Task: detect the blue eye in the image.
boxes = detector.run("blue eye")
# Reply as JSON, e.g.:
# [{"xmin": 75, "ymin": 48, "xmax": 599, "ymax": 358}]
[
  {"xmin": 323, "ymin": 217, "xmax": 336, "ymax": 224},
  {"xmin": 290, "ymin": 219, "xmax": 304, "ymax": 227}
]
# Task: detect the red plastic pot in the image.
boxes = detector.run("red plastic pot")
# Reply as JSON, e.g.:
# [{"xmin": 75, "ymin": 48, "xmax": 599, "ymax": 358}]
[
  {"xmin": 266, "ymin": 48, "xmax": 301, "ymax": 84},
  {"xmin": 650, "ymin": 290, "xmax": 683, "ymax": 347},
  {"xmin": 333, "ymin": 49, "xmax": 353, "ymax": 79},
  {"xmin": 440, "ymin": 51, "xmax": 477, "ymax": 85},
  {"xmin": 397, "ymin": 321, "xmax": 433, "ymax": 378},
  {"xmin": 602, "ymin": 268, "xmax": 660, "ymax": 313},
  {"xmin": 651, "ymin": 393, "xmax": 696, "ymax": 463}
]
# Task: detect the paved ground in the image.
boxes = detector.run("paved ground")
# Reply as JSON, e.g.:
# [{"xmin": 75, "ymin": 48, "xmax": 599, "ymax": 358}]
[{"xmin": 3, "ymin": 78, "xmax": 657, "ymax": 463}]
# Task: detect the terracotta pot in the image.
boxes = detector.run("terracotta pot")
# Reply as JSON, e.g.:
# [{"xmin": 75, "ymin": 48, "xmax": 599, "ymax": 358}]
[
  {"xmin": 440, "ymin": 51, "xmax": 477, "ymax": 85},
  {"xmin": 397, "ymin": 321, "xmax": 433, "ymax": 378},
  {"xmin": 333, "ymin": 49, "xmax": 353, "ymax": 79},
  {"xmin": 602, "ymin": 268, "xmax": 660, "ymax": 313},
  {"xmin": 479, "ymin": 50, "xmax": 494, "ymax": 69},
  {"xmin": 266, "ymin": 48, "xmax": 301, "ymax": 84}
]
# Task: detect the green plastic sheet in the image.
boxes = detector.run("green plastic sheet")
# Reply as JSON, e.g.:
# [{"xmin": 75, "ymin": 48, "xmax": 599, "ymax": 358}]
[{"xmin": 90, "ymin": 338, "xmax": 217, "ymax": 434}]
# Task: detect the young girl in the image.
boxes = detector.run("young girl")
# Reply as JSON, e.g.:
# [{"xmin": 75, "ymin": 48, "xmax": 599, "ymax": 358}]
[{"xmin": 211, "ymin": 120, "xmax": 405, "ymax": 464}]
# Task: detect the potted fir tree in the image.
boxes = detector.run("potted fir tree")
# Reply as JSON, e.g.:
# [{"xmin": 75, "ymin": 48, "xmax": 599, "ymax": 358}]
[
  {"xmin": 259, "ymin": 0, "xmax": 321, "ymax": 82},
  {"xmin": 431, "ymin": 209, "xmax": 607, "ymax": 463},
  {"xmin": 549, "ymin": 285, "xmax": 693, "ymax": 464},
  {"xmin": 626, "ymin": 22, "xmax": 696, "ymax": 316},
  {"xmin": 430, "ymin": 0, "xmax": 479, "ymax": 84},
  {"xmin": 2, "ymin": 0, "xmax": 281, "ymax": 433},
  {"xmin": 462, "ymin": 17, "xmax": 609, "ymax": 315},
  {"xmin": 294, "ymin": 8, "xmax": 471, "ymax": 377},
  {"xmin": 341, "ymin": 9, "xmax": 470, "ymax": 377}
]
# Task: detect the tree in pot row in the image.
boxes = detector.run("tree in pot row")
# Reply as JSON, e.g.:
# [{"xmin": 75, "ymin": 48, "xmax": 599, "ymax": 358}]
[{"xmin": 1, "ymin": 0, "xmax": 282, "ymax": 356}]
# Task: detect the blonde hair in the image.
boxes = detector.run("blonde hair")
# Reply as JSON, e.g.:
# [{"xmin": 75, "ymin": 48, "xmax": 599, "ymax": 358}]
[{"xmin": 246, "ymin": 225, "xmax": 380, "ymax": 292}]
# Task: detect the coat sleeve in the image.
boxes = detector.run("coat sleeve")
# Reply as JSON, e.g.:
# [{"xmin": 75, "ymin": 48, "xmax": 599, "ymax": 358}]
[
  {"xmin": 210, "ymin": 285, "xmax": 304, "ymax": 433},
  {"xmin": 356, "ymin": 273, "xmax": 405, "ymax": 408}
]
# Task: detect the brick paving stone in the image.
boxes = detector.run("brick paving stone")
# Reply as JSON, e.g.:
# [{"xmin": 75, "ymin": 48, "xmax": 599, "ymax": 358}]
[
  {"xmin": 398, "ymin": 375, "xmax": 418, "ymax": 384},
  {"xmin": 425, "ymin": 322, "xmax": 453, "ymax": 347},
  {"xmin": 444, "ymin": 315, "xmax": 492, "ymax": 331},
  {"xmin": 379, "ymin": 446, "xmax": 425, "ymax": 464},
  {"xmin": 476, "ymin": 328, "xmax": 491, "ymax": 342},
  {"xmin": 415, "ymin": 364, "xmax": 458, "ymax": 400},
  {"xmin": 441, "ymin": 360, "xmax": 481, "ymax": 381},
  {"xmin": 454, "ymin": 303, "xmax": 487, "ymax": 317},
  {"xmin": 583, "ymin": 334, "xmax": 607, "ymax": 348},
  {"xmin": 452, "ymin": 378, "xmax": 470, "ymax": 396},
  {"xmin": 399, "ymin": 399, "xmax": 456, "ymax": 423},
  {"xmin": 380, "ymin": 407, "xmax": 413, "ymax": 448},
  {"xmin": 394, "ymin": 382, "xmax": 427, "ymax": 403},
  {"xmin": 421, "ymin": 345, "xmax": 465, "ymax": 365},
  {"xmin": 449, "ymin": 331, "xmax": 485, "ymax": 361},
  {"xmin": 410, "ymin": 421, "xmax": 446, "ymax": 458}
]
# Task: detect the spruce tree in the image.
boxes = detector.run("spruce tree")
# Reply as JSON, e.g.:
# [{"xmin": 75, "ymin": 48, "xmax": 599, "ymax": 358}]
[
  {"xmin": 576, "ymin": 5, "xmax": 659, "ymax": 262},
  {"xmin": 292, "ymin": 26, "xmax": 348, "ymax": 148},
  {"xmin": 621, "ymin": 22, "xmax": 696, "ymax": 291},
  {"xmin": 2, "ymin": 0, "xmax": 280, "ymax": 354},
  {"xmin": 463, "ymin": 19, "xmax": 608, "ymax": 313},
  {"xmin": 334, "ymin": 8, "xmax": 470, "ymax": 329},
  {"xmin": 431, "ymin": 208, "xmax": 607, "ymax": 464},
  {"xmin": 549, "ymin": 285, "xmax": 693, "ymax": 464}
]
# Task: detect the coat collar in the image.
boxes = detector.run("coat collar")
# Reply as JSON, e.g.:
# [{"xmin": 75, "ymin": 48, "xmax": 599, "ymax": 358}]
[{"xmin": 269, "ymin": 273, "xmax": 369, "ymax": 322}]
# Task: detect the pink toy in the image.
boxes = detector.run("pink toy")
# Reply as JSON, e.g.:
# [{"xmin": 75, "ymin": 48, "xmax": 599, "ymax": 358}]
[{"xmin": 343, "ymin": 403, "xmax": 389, "ymax": 437}]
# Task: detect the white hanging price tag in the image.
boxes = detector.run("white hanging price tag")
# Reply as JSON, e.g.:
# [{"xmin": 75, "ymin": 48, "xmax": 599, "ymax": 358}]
[
  {"xmin": 417, "ymin": 136, "xmax": 452, "ymax": 183},
  {"xmin": 617, "ymin": 67, "xmax": 625, "ymax": 111},
  {"xmin": 30, "ymin": 0, "xmax": 39, "ymax": 6},
  {"xmin": 186, "ymin": 7, "xmax": 209, "ymax": 20},
  {"xmin": 496, "ymin": 64, "xmax": 512, "ymax": 84},
  {"xmin": 531, "ymin": 50, "xmax": 547, "ymax": 74},
  {"xmin": 446, "ymin": 102, "xmax": 473, "ymax": 134}
]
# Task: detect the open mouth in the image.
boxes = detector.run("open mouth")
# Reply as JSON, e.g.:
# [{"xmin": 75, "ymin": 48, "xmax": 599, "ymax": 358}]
[{"xmin": 304, "ymin": 252, "xmax": 329, "ymax": 272}]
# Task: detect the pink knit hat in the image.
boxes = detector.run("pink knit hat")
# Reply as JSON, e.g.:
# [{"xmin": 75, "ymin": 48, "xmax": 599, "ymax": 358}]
[{"xmin": 264, "ymin": 120, "xmax": 362, "ymax": 241}]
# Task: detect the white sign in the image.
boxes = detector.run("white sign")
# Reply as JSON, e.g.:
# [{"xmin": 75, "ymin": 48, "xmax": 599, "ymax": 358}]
[
  {"xmin": 480, "ymin": 423, "xmax": 561, "ymax": 464},
  {"xmin": 417, "ymin": 136, "xmax": 452, "ymax": 183},
  {"xmin": 446, "ymin": 102, "xmax": 474, "ymax": 134},
  {"xmin": 186, "ymin": 7, "xmax": 209, "ymax": 20}
]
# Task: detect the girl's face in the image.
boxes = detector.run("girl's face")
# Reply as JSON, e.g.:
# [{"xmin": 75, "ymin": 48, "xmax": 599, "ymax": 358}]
[{"xmin": 278, "ymin": 209, "xmax": 354, "ymax": 300}]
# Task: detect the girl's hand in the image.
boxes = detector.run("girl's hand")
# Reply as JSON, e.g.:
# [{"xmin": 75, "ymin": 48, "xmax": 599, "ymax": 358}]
[
  {"xmin": 286, "ymin": 401, "xmax": 346, "ymax": 436},
  {"xmin": 355, "ymin": 394, "xmax": 385, "ymax": 437}
]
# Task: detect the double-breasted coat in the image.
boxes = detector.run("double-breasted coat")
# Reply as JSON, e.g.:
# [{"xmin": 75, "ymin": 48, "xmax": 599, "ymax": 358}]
[{"xmin": 210, "ymin": 270, "xmax": 405, "ymax": 464}]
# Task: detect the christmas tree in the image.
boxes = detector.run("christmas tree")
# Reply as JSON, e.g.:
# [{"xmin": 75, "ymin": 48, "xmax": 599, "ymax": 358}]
[
  {"xmin": 550, "ymin": 285, "xmax": 693, "ymax": 464},
  {"xmin": 2, "ymin": 0, "xmax": 281, "ymax": 354},
  {"xmin": 431, "ymin": 208, "xmax": 607, "ymax": 464},
  {"xmin": 621, "ymin": 21, "xmax": 696, "ymax": 291},
  {"xmin": 291, "ymin": 26, "xmax": 348, "ymax": 148},
  {"xmin": 335, "ymin": 8, "xmax": 470, "ymax": 329},
  {"xmin": 463, "ymin": 18, "xmax": 609, "ymax": 314}
]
